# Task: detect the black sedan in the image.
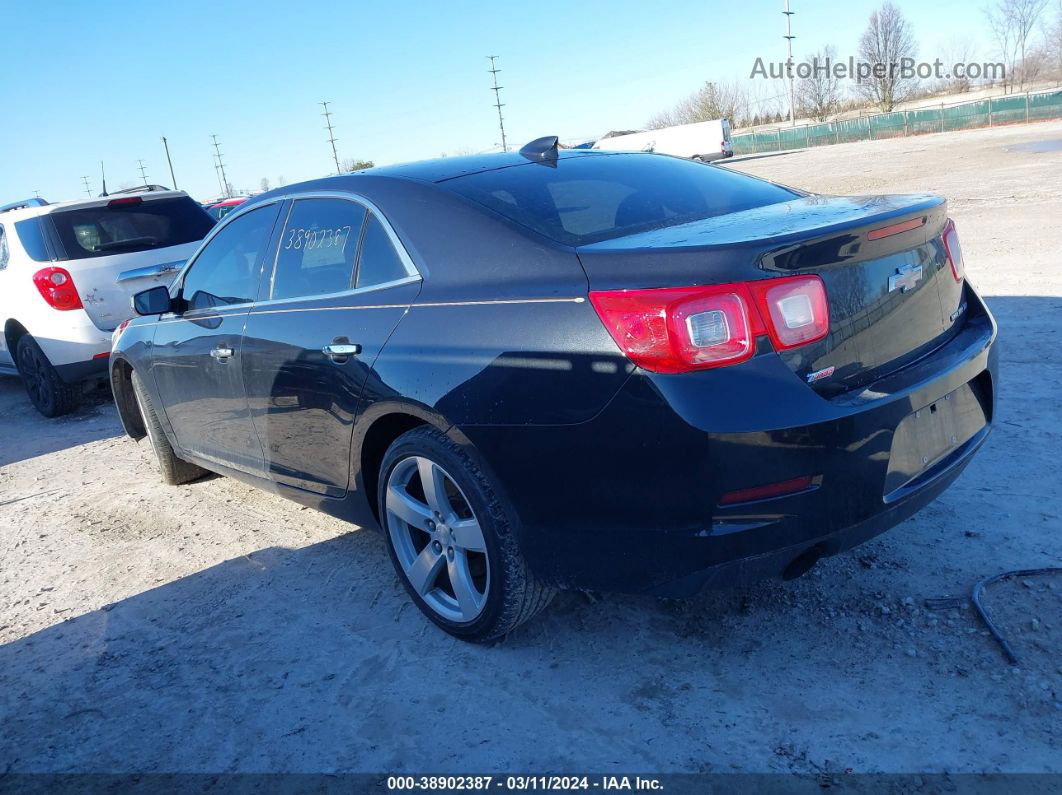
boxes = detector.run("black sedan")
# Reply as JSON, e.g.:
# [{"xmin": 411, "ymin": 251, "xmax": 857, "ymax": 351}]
[{"xmin": 110, "ymin": 138, "xmax": 997, "ymax": 641}]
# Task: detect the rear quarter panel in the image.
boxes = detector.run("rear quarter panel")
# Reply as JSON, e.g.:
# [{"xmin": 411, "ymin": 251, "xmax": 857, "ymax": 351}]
[{"xmin": 354, "ymin": 176, "xmax": 631, "ymax": 427}]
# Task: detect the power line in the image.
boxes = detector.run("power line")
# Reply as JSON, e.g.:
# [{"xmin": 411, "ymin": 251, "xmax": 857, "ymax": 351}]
[
  {"xmin": 137, "ymin": 159, "xmax": 149, "ymax": 186},
  {"xmin": 320, "ymin": 101, "xmax": 341, "ymax": 174},
  {"xmin": 783, "ymin": 0, "xmax": 796, "ymax": 126},
  {"xmin": 81, "ymin": 177, "xmax": 92, "ymax": 197},
  {"xmin": 211, "ymin": 134, "xmax": 230, "ymax": 198},
  {"xmin": 486, "ymin": 56, "xmax": 508, "ymax": 152}
]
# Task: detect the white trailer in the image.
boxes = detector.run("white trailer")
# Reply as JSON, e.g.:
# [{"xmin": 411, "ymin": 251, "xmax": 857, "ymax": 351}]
[{"xmin": 592, "ymin": 118, "xmax": 733, "ymax": 162}]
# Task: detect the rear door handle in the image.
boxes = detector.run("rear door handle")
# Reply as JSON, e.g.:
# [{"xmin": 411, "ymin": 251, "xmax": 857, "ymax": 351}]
[
  {"xmin": 210, "ymin": 345, "xmax": 234, "ymax": 360},
  {"xmin": 322, "ymin": 343, "xmax": 362, "ymax": 357}
]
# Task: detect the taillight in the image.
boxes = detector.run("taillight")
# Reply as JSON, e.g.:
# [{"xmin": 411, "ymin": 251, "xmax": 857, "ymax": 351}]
[
  {"xmin": 590, "ymin": 275, "xmax": 829, "ymax": 374},
  {"xmin": 942, "ymin": 219, "xmax": 965, "ymax": 282},
  {"xmin": 32, "ymin": 267, "xmax": 83, "ymax": 311},
  {"xmin": 748, "ymin": 275, "xmax": 829, "ymax": 351},
  {"xmin": 108, "ymin": 196, "xmax": 143, "ymax": 207},
  {"xmin": 112, "ymin": 319, "xmax": 132, "ymax": 347}
]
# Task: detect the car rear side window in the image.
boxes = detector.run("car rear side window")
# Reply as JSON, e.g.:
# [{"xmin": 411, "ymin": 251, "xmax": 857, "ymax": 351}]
[
  {"xmin": 271, "ymin": 199, "xmax": 366, "ymax": 301},
  {"xmin": 441, "ymin": 153, "xmax": 798, "ymax": 246},
  {"xmin": 355, "ymin": 215, "xmax": 409, "ymax": 288},
  {"xmin": 49, "ymin": 196, "xmax": 215, "ymax": 260},
  {"xmin": 13, "ymin": 217, "xmax": 52, "ymax": 262},
  {"xmin": 182, "ymin": 204, "xmax": 280, "ymax": 311}
]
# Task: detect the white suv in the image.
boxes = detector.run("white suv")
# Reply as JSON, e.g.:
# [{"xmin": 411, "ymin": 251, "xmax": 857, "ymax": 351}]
[{"xmin": 0, "ymin": 189, "xmax": 215, "ymax": 416}]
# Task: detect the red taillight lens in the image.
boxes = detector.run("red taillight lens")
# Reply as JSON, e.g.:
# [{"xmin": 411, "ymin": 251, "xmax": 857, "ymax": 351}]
[
  {"xmin": 748, "ymin": 275, "xmax": 829, "ymax": 351},
  {"xmin": 589, "ymin": 284, "xmax": 762, "ymax": 374},
  {"xmin": 108, "ymin": 196, "xmax": 143, "ymax": 207},
  {"xmin": 942, "ymin": 219, "xmax": 964, "ymax": 283},
  {"xmin": 590, "ymin": 275, "xmax": 829, "ymax": 374},
  {"xmin": 32, "ymin": 267, "xmax": 83, "ymax": 311}
]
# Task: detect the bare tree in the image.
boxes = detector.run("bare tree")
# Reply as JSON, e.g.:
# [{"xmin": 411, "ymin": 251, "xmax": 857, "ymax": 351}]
[
  {"xmin": 646, "ymin": 80, "xmax": 754, "ymax": 129},
  {"xmin": 938, "ymin": 37, "xmax": 981, "ymax": 92},
  {"xmin": 341, "ymin": 158, "xmax": 375, "ymax": 172},
  {"xmin": 986, "ymin": 0, "xmax": 1050, "ymax": 92},
  {"xmin": 797, "ymin": 46, "xmax": 844, "ymax": 121},
  {"xmin": 1048, "ymin": 0, "xmax": 1062, "ymax": 84},
  {"xmin": 260, "ymin": 177, "xmax": 271, "ymax": 193},
  {"xmin": 857, "ymin": 1, "xmax": 918, "ymax": 111}
]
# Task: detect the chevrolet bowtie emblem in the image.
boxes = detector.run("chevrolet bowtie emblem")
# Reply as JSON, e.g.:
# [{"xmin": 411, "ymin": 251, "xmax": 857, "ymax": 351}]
[{"xmin": 888, "ymin": 263, "xmax": 923, "ymax": 293}]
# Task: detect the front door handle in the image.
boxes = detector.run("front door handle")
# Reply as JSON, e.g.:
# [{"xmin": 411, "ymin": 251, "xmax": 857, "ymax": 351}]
[{"xmin": 210, "ymin": 345, "xmax": 234, "ymax": 360}]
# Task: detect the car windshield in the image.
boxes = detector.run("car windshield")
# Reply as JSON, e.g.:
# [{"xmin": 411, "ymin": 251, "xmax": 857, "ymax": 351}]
[
  {"xmin": 49, "ymin": 196, "xmax": 216, "ymax": 260},
  {"xmin": 439, "ymin": 153, "xmax": 798, "ymax": 246}
]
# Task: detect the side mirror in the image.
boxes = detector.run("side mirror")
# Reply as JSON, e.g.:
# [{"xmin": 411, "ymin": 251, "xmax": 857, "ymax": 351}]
[{"xmin": 132, "ymin": 286, "xmax": 173, "ymax": 316}]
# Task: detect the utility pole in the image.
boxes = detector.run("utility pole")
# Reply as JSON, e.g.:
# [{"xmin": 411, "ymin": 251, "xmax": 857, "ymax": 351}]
[
  {"xmin": 320, "ymin": 101, "xmax": 341, "ymax": 174},
  {"xmin": 161, "ymin": 136, "xmax": 178, "ymax": 189},
  {"xmin": 211, "ymin": 134, "xmax": 230, "ymax": 198},
  {"xmin": 137, "ymin": 159, "xmax": 149, "ymax": 186},
  {"xmin": 81, "ymin": 177, "xmax": 91, "ymax": 197},
  {"xmin": 486, "ymin": 56, "xmax": 508, "ymax": 152},
  {"xmin": 784, "ymin": 0, "xmax": 796, "ymax": 126}
]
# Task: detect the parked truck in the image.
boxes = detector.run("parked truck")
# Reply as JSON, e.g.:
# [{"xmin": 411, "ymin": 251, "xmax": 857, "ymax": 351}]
[{"xmin": 593, "ymin": 118, "xmax": 733, "ymax": 162}]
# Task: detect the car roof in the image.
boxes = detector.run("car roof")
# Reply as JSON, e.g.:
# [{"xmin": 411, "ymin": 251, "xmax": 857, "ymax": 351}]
[
  {"xmin": 0, "ymin": 190, "xmax": 192, "ymax": 223},
  {"xmin": 356, "ymin": 148, "xmax": 614, "ymax": 184}
]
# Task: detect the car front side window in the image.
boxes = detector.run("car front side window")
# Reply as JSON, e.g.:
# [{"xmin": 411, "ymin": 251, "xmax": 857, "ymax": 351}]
[
  {"xmin": 181, "ymin": 205, "xmax": 279, "ymax": 311},
  {"xmin": 271, "ymin": 199, "xmax": 367, "ymax": 301}
]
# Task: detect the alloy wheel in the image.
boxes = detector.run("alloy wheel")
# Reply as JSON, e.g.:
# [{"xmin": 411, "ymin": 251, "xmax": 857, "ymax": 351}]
[{"xmin": 385, "ymin": 455, "xmax": 490, "ymax": 623}]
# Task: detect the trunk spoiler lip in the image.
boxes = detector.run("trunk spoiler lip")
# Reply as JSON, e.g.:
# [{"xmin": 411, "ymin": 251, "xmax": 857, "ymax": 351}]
[{"xmin": 575, "ymin": 193, "xmax": 947, "ymax": 254}]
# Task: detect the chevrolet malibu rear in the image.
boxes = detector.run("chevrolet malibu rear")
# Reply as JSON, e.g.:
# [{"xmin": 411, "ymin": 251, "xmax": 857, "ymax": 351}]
[{"xmin": 111, "ymin": 147, "xmax": 996, "ymax": 641}]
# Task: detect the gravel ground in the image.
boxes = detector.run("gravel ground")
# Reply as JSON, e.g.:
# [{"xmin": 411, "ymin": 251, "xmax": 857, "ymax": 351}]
[{"xmin": 1, "ymin": 121, "xmax": 1060, "ymax": 775}]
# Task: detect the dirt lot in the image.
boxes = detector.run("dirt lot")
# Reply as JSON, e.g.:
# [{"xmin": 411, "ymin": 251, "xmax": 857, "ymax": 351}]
[{"xmin": 2, "ymin": 122, "xmax": 1060, "ymax": 775}]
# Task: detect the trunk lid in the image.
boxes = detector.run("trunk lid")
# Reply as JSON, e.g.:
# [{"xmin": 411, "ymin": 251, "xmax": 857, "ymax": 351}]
[
  {"xmin": 66, "ymin": 243, "xmax": 200, "ymax": 330},
  {"xmin": 577, "ymin": 193, "xmax": 960, "ymax": 394}
]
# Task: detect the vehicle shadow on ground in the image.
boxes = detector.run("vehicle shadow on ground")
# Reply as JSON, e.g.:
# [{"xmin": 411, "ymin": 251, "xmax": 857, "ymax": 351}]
[
  {"xmin": 0, "ymin": 528, "xmax": 768, "ymax": 772},
  {"xmin": 0, "ymin": 377, "xmax": 120, "ymax": 468}
]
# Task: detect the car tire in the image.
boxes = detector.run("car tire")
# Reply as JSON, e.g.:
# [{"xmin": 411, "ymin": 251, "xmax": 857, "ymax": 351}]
[
  {"xmin": 15, "ymin": 335, "xmax": 80, "ymax": 418},
  {"xmin": 378, "ymin": 426, "xmax": 555, "ymax": 642},
  {"xmin": 130, "ymin": 369, "xmax": 206, "ymax": 486}
]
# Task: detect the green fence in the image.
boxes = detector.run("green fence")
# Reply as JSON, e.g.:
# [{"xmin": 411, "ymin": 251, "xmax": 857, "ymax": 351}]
[{"xmin": 731, "ymin": 89, "xmax": 1062, "ymax": 155}]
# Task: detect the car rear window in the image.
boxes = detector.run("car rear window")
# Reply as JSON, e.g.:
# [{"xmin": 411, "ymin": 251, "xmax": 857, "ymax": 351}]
[
  {"xmin": 440, "ymin": 153, "xmax": 798, "ymax": 246},
  {"xmin": 49, "ymin": 196, "xmax": 216, "ymax": 260}
]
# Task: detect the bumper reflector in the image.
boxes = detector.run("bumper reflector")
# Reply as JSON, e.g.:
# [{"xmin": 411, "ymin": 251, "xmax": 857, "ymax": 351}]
[{"xmin": 719, "ymin": 475, "xmax": 816, "ymax": 506}]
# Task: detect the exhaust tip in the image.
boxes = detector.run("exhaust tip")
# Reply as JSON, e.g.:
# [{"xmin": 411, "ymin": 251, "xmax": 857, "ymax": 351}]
[{"xmin": 782, "ymin": 545, "xmax": 825, "ymax": 581}]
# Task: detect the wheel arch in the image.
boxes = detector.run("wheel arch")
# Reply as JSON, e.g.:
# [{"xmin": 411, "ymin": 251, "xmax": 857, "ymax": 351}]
[
  {"xmin": 355, "ymin": 406, "xmax": 439, "ymax": 527},
  {"xmin": 4, "ymin": 318, "xmax": 30, "ymax": 357},
  {"xmin": 110, "ymin": 356, "xmax": 146, "ymax": 440},
  {"xmin": 353, "ymin": 401, "xmax": 517, "ymax": 530}
]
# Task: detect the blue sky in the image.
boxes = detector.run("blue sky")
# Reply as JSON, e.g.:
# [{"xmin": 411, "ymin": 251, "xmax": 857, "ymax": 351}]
[{"xmin": 0, "ymin": 0, "xmax": 994, "ymax": 202}]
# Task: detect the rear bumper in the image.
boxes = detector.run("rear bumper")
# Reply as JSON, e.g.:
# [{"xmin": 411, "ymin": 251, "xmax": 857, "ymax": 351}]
[
  {"xmin": 28, "ymin": 310, "xmax": 112, "ymax": 381},
  {"xmin": 55, "ymin": 355, "xmax": 110, "ymax": 383},
  {"xmin": 463, "ymin": 285, "xmax": 997, "ymax": 594}
]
